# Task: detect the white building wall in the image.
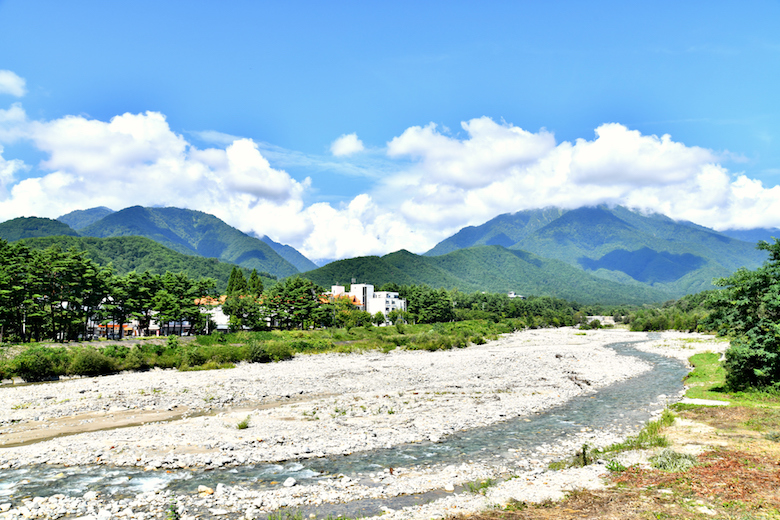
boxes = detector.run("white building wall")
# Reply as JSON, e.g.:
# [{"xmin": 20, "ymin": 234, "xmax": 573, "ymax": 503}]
[{"xmin": 330, "ymin": 284, "xmax": 407, "ymax": 324}]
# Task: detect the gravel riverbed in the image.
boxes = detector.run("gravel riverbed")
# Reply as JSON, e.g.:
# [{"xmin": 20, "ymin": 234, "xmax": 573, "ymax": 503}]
[{"xmin": 0, "ymin": 328, "xmax": 727, "ymax": 520}]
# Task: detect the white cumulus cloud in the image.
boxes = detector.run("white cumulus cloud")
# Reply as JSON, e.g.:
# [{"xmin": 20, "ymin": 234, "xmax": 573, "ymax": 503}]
[
  {"xmin": 1, "ymin": 105, "xmax": 779, "ymax": 261},
  {"xmin": 0, "ymin": 71, "xmax": 26, "ymax": 97},
  {"xmin": 0, "ymin": 109, "xmax": 313, "ymax": 235},
  {"xmin": 330, "ymin": 133, "xmax": 365, "ymax": 156}
]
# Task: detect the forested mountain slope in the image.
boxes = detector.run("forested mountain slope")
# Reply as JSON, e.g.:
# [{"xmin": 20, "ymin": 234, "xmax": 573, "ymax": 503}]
[
  {"xmin": 259, "ymin": 235, "xmax": 318, "ymax": 272},
  {"xmin": 0, "ymin": 217, "xmax": 80, "ymax": 241},
  {"xmin": 304, "ymin": 245, "xmax": 671, "ymax": 305},
  {"xmin": 80, "ymin": 206, "xmax": 300, "ymax": 278},
  {"xmin": 426, "ymin": 205, "xmax": 767, "ymax": 297}
]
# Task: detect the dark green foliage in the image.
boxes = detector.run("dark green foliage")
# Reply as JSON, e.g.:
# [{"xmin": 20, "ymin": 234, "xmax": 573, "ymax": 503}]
[
  {"xmin": 226, "ymin": 266, "xmax": 248, "ymax": 295},
  {"xmin": 123, "ymin": 347, "xmax": 150, "ymax": 371},
  {"xmin": 625, "ymin": 291, "xmax": 713, "ymax": 332},
  {"xmin": 0, "ymin": 217, "xmax": 79, "ymax": 242},
  {"xmin": 249, "ymin": 340, "xmax": 293, "ymax": 362},
  {"xmin": 248, "ymin": 269, "xmax": 264, "ymax": 297},
  {"xmin": 179, "ymin": 345, "xmax": 207, "ymax": 368},
  {"xmin": 69, "ymin": 348, "xmax": 116, "ymax": 376},
  {"xmin": 708, "ymin": 239, "xmax": 780, "ymax": 390},
  {"xmin": 264, "ymin": 276, "xmax": 325, "ymax": 330},
  {"xmin": 12, "ymin": 346, "xmax": 64, "ymax": 382}
]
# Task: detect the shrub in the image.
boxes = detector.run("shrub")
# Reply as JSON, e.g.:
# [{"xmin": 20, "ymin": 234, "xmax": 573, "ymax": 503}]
[
  {"xmin": 179, "ymin": 346, "xmax": 207, "ymax": 368},
  {"xmin": 12, "ymin": 346, "xmax": 60, "ymax": 382},
  {"xmin": 248, "ymin": 341, "xmax": 293, "ymax": 363},
  {"xmin": 166, "ymin": 335, "xmax": 180, "ymax": 349},
  {"xmin": 264, "ymin": 341, "xmax": 293, "ymax": 362},
  {"xmin": 724, "ymin": 337, "xmax": 780, "ymax": 391},
  {"xmin": 69, "ymin": 348, "xmax": 116, "ymax": 377},
  {"xmin": 123, "ymin": 347, "xmax": 150, "ymax": 371},
  {"xmin": 248, "ymin": 341, "xmax": 270, "ymax": 363},
  {"xmin": 101, "ymin": 344, "xmax": 130, "ymax": 361}
]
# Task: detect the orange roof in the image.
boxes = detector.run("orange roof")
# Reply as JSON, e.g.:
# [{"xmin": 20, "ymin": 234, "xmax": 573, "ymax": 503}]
[
  {"xmin": 331, "ymin": 294, "xmax": 361, "ymax": 306},
  {"xmin": 194, "ymin": 295, "xmax": 228, "ymax": 305}
]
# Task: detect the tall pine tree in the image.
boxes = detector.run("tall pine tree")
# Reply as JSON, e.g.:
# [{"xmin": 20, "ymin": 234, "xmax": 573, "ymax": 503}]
[{"xmin": 226, "ymin": 266, "xmax": 248, "ymax": 295}]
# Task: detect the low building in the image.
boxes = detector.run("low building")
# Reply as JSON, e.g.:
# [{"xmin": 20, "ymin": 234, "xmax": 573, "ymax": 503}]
[{"xmin": 330, "ymin": 283, "xmax": 407, "ymax": 324}]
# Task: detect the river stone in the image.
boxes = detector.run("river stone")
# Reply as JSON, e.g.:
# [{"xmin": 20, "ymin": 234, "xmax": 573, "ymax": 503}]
[
  {"xmin": 444, "ymin": 483, "xmax": 455, "ymax": 492},
  {"xmin": 283, "ymin": 477, "xmax": 297, "ymax": 487}
]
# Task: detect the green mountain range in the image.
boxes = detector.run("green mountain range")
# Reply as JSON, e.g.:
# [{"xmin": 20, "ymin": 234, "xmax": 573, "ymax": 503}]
[
  {"xmin": 0, "ymin": 217, "xmax": 81, "ymax": 241},
  {"xmin": 303, "ymin": 246, "xmax": 671, "ymax": 305},
  {"xmin": 2, "ymin": 204, "xmax": 772, "ymax": 304},
  {"xmin": 78, "ymin": 206, "xmax": 300, "ymax": 278},
  {"xmin": 259, "ymin": 234, "xmax": 318, "ymax": 272},
  {"xmin": 720, "ymin": 227, "xmax": 780, "ymax": 244},
  {"xmin": 425, "ymin": 205, "xmax": 767, "ymax": 297},
  {"xmin": 57, "ymin": 207, "xmax": 115, "ymax": 230}
]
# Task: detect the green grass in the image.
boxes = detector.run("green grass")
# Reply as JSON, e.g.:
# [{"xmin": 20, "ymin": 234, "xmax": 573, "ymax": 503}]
[
  {"xmin": 679, "ymin": 351, "xmax": 780, "ymax": 408},
  {"xmin": 236, "ymin": 416, "xmax": 250, "ymax": 430},
  {"xmin": 465, "ymin": 478, "xmax": 495, "ymax": 494},
  {"xmin": 550, "ymin": 409, "xmax": 676, "ymax": 470}
]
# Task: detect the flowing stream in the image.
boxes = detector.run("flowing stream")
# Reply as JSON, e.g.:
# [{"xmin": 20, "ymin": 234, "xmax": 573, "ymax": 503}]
[{"xmin": 0, "ymin": 335, "xmax": 688, "ymax": 505}]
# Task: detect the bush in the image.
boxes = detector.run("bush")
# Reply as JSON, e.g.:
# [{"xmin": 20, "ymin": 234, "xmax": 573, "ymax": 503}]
[
  {"xmin": 12, "ymin": 346, "xmax": 61, "ymax": 382},
  {"xmin": 69, "ymin": 348, "xmax": 116, "ymax": 377},
  {"xmin": 179, "ymin": 346, "xmax": 207, "ymax": 368},
  {"xmin": 123, "ymin": 347, "xmax": 150, "ymax": 371},
  {"xmin": 264, "ymin": 341, "xmax": 293, "ymax": 362},
  {"xmin": 248, "ymin": 341, "xmax": 293, "ymax": 363},
  {"xmin": 724, "ymin": 338, "xmax": 780, "ymax": 391}
]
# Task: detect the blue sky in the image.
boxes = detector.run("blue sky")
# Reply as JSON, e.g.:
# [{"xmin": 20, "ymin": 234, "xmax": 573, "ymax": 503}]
[{"xmin": 1, "ymin": 1, "xmax": 779, "ymax": 261}]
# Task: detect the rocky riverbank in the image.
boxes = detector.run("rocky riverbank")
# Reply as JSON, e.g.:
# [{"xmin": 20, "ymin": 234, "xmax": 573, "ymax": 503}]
[{"xmin": 0, "ymin": 328, "xmax": 727, "ymax": 520}]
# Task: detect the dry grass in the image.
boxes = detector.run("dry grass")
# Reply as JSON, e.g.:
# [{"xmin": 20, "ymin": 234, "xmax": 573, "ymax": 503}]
[{"xmin": 447, "ymin": 404, "xmax": 780, "ymax": 520}]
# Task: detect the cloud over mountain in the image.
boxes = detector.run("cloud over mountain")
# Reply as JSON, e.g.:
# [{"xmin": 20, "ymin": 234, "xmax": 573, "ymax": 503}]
[{"xmin": 0, "ymin": 70, "xmax": 778, "ymax": 262}]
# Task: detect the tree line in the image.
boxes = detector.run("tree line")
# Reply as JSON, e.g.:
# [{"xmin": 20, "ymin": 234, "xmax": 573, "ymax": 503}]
[{"xmin": 0, "ymin": 240, "xmax": 220, "ymax": 342}]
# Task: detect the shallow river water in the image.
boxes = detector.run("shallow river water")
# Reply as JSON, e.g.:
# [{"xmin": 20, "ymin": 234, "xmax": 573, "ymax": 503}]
[{"xmin": 0, "ymin": 335, "xmax": 687, "ymax": 504}]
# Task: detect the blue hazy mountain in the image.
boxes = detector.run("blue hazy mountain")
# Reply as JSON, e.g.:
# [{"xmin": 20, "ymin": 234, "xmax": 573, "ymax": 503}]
[
  {"xmin": 425, "ymin": 205, "xmax": 768, "ymax": 297},
  {"xmin": 57, "ymin": 207, "xmax": 115, "ymax": 230}
]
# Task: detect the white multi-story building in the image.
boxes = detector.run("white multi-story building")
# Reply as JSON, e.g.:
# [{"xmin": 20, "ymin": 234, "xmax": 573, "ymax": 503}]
[{"xmin": 330, "ymin": 283, "xmax": 407, "ymax": 323}]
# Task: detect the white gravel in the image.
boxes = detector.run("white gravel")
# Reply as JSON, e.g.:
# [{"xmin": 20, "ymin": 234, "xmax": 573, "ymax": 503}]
[{"xmin": 0, "ymin": 328, "xmax": 728, "ymax": 520}]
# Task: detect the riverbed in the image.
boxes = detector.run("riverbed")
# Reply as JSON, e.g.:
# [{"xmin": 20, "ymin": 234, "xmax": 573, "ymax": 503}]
[{"xmin": 0, "ymin": 328, "xmax": 727, "ymax": 520}]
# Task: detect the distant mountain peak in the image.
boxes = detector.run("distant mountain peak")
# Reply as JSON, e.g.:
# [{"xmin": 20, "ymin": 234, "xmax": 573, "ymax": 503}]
[
  {"xmin": 257, "ymin": 234, "xmax": 318, "ymax": 273},
  {"xmin": 78, "ymin": 206, "xmax": 301, "ymax": 278},
  {"xmin": 57, "ymin": 207, "xmax": 115, "ymax": 230}
]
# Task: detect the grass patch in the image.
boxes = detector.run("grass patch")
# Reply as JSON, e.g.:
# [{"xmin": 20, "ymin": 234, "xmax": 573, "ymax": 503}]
[
  {"xmin": 682, "ymin": 351, "xmax": 780, "ymax": 407},
  {"xmin": 465, "ymin": 478, "xmax": 495, "ymax": 494},
  {"xmin": 649, "ymin": 449, "xmax": 697, "ymax": 472},
  {"xmin": 549, "ymin": 409, "xmax": 675, "ymax": 470}
]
